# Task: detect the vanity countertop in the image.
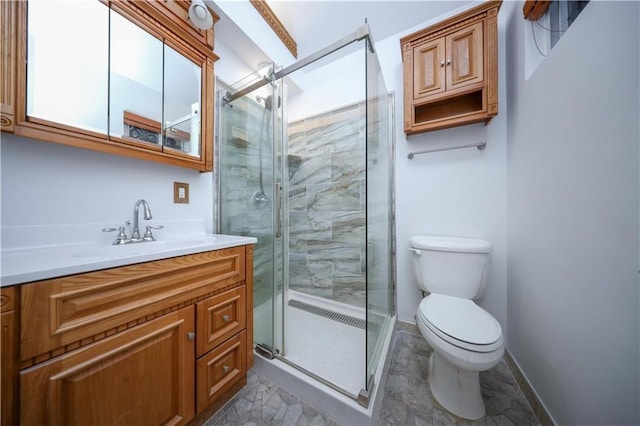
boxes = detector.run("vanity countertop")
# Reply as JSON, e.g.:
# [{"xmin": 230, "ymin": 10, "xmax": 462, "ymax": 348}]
[{"xmin": 1, "ymin": 233, "xmax": 257, "ymax": 287}]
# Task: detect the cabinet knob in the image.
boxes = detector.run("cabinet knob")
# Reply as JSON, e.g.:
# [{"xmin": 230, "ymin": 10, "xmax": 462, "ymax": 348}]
[
  {"xmin": 222, "ymin": 314, "xmax": 231, "ymax": 323},
  {"xmin": 222, "ymin": 364, "xmax": 230, "ymax": 373},
  {"xmin": 446, "ymin": 60, "xmax": 451, "ymax": 66},
  {"xmin": 187, "ymin": 332, "xmax": 195, "ymax": 340},
  {"xmin": 440, "ymin": 61, "xmax": 445, "ymax": 67}
]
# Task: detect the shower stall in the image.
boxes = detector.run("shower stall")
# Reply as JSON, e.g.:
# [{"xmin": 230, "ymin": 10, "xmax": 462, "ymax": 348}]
[{"xmin": 216, "ymin": 24, "xmax": 395, "ymax": 415}]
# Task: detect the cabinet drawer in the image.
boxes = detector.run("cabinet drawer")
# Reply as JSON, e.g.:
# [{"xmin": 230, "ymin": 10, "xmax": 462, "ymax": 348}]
[
  {"xmin": 196, "ymin": 286, "xmax": 246, "ymax": 357},
  {"xmin": 21, "ymin": 247, "xmax": 245, "ymax": 361},
  {"xmin": 196, "ymin": 330, "xmax": 246, "ymax": 413}
]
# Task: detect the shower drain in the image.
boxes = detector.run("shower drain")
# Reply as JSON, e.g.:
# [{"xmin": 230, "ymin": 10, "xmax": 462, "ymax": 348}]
[{"xmin": 288, "ymin": 299, "xmax": 366, "ymax": 329}]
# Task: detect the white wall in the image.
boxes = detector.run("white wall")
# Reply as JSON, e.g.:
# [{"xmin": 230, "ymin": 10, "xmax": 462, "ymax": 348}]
[
  {"xmin": 214, "ymin": 39, "xmax": 256, "ymax": 85},
  {"xmin": 0, "ymin": 134, "xmax": 213, "ymax": 233},
  {"xmin": 0, "ymin": 37, "xmax": 257, "ymax": 242},
  {"xmin": 505, "ymin": 2, "xmax": 640, "ymax": 424},
  {"xmin": 375, "ymin": 2, "xmax": 509, "ymax": 329}
]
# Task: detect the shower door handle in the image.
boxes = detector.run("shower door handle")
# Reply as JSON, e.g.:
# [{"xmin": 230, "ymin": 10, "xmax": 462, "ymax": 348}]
[{"xmin": 275, "ymin": 181, "xmax": 282, "ymax": 238}]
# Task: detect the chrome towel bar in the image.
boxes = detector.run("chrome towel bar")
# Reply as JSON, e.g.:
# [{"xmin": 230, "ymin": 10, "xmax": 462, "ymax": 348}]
[{"xmin": 408, "ymin": 141, "xmax": 486, "ymax": 159}]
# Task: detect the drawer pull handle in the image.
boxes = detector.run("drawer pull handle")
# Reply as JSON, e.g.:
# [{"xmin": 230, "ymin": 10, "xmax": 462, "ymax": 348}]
[
  {"xmin": 222, "ymin": 314, "xmax": 231, "ymax": 323},
  {"xmin": 222, "ymin": 365, "xmax": 230, "ymax": 373},
  {"xmin": 187, "ymin": 332, "xmax": 195, "ymax": 340}
]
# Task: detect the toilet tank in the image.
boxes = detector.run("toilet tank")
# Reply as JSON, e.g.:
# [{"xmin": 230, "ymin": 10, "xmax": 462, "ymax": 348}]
[{"xmin": 410, "ymin": 235, "xmax": 491, "ymax": 299}]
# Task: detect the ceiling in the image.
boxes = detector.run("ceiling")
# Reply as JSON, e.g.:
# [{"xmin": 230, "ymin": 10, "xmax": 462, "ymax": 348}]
[
  {"xmin": 266, "ymin": 1, "xmax": 473, "ymax": 59},
  {"xmin": 212, "ymin": 0, "xmax": 474, "ymax": 74}
]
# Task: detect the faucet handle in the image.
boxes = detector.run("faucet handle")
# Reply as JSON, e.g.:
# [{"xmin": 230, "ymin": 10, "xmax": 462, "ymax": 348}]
[
  {"xmin": 143, "ymin": 225, "xmax": 164, "ymax": 241},
  {"xmin": 103, "ymin": 226, "xmax": 129, "ymax": 245}
]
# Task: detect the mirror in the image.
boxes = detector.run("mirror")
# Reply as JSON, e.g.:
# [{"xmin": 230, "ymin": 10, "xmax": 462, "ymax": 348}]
[
  {"xmin": 109, "ymin": 10, "xmax": 163, "ymax": 146},
  {"xmin": 27, "ymin": 1, "xmax": 109, "ymax": 134},
  {"xmin": 23, "ymin": 0, "xmax": 208, "ymax": 166},
  {"xmin": 163, "ymin": 44, "xmax": 202, "ymax": 157}
]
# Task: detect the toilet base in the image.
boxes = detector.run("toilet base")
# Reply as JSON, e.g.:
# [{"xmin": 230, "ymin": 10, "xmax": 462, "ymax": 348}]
[{"xmin": 429, "ymin": 351, "xmax": 485, "ymax": 420}]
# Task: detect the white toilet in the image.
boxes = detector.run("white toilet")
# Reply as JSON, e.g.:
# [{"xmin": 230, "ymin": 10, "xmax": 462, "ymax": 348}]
[{"xmin": 410, "ymin": 235, "xmax": 504, "ymax": 420}]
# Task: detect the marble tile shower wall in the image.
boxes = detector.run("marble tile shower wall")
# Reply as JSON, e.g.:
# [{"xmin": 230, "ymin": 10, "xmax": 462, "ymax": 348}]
[{"xmin": 287, "ymin": 102, "xmax": 367, "ymax": 308}]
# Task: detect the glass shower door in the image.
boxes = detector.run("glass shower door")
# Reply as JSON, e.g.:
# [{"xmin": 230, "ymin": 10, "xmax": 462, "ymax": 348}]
[
  {"xmin": 218, "ymin": 26, "xmax": 395, "ymax": 404},
  {"xmin": 364, "ymin": 35, "xmax": 395, "ymax": 394},
  {"xmin": 217, "ymin": 66, "xmax": 284, "ymax": 356}
]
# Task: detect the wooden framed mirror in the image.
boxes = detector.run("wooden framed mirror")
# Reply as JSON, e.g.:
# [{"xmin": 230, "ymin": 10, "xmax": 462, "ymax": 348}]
[{"xmin": 2, "ymin": 0, "xmax": 218, "ymax": 172}]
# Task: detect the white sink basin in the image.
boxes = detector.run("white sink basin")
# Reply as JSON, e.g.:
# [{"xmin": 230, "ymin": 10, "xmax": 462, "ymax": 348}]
[
  {"xmin": 73, "ymin": 240, "xmax": 207, "ymax": 259},
  {"xmin": 1, "ymin": 233, "xmax": 257, "ymax": 286}
]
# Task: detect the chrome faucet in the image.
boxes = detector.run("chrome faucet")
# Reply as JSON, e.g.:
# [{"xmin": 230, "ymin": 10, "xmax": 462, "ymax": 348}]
[
  {"xmin": 131, "ymin": 199, "xmax": 152, "ymax": 241},
  {"xmin": 102, "ymin": 199, "xmax": 163, "ymax": 244}
]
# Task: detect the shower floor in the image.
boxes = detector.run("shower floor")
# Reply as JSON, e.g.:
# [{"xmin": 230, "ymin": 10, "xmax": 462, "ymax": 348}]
[{"xmin": 282, "ymin": 293, "xmax": 366, "ymax": 397}]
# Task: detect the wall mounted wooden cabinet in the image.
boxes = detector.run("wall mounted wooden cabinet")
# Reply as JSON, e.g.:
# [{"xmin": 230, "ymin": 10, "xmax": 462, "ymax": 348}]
[
  {"xmin": 0, "ymin": 0, "xmax": 219, "ymax": 172},
  {"xmin": 1, "ymin": 245, "xmax": 254, "ymax": 425},
  {"xmin": 401, "ymin": 1, "xmax": 501, "ymax": 135}
]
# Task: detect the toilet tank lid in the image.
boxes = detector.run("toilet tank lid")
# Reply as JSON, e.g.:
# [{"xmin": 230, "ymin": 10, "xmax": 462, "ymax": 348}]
[{"xmin": 410, "ymin": 235, "xmax": 492, "ymax": 253}]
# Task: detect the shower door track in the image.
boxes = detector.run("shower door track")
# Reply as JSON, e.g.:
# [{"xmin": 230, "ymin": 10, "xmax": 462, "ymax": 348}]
[
  {"xmin": 223, "ymin": 24, "xmax": 373, "ymax": 105},
  {"xmin": 273, "ymin": 353, "xmax": 374, "ymax": 407}
]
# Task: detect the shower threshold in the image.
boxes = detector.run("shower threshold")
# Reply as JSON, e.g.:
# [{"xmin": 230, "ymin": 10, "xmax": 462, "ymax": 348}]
[
  {"xmin": 254, "ymin": 292, "xmax": 395, "ymax": 423},
  {"xmin": 252, "ymin": 308, "xmax": 396, "ymax": 425}
]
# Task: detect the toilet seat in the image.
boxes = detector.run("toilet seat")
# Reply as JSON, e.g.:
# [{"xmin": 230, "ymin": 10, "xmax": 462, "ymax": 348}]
[{"xmin": 418, "ymin": 294, "xmax": 503, "ymax": 353}]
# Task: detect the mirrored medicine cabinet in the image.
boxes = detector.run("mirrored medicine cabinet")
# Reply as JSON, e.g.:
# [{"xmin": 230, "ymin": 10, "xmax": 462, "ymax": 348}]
[{"xmin": 1, "ymin": 0, "xmax": 218, "ymax": 172}]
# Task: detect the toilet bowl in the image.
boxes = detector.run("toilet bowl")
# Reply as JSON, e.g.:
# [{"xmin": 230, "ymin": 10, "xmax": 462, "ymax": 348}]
[
  {"xmin": 417, "ymin": 294, "xmax": 504, "ymax": 419},
  {"xmin": 410, "ymin": 236, "xmax": 504, "ymax": 420}
]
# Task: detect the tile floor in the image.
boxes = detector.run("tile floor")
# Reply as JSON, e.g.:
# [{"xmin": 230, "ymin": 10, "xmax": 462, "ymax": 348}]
[{"xmin": 207, "ymin": 325, "xmax": 540, "ymax": 426}]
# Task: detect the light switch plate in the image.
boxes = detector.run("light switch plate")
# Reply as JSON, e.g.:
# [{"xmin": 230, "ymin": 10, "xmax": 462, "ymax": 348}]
[{"xmin": 173, "ymin": 182, "xmax": 189, "ymax": 204}]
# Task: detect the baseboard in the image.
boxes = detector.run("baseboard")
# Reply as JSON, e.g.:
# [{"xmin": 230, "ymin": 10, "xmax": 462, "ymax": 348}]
[
  {"xmin": 504, "ymin": 350, "xmax": 556, "ymax": 426},
  {"xmin": 396, "ymin": 319, "xmax": 420, "ymax": 336}
]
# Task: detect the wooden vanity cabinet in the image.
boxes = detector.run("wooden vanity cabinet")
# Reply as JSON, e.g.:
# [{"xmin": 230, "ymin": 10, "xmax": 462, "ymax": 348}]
[
  {"xmin": 1, "ymin": 287, "xmax": 18, "ymax": 426},
  {"xmin": 10, "ymin": 245, "xmax": 254, "ymax": 425},
  {"xmin": 401, "ymin": 1, "xmax": 501, "ymax": 135}
]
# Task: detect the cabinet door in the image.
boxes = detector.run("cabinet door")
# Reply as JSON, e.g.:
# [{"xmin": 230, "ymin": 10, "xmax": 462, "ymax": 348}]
[
  {"xmin": 412, "ymin": 37, "xmax": 446, "ymax": 100},
  {"xmin": 26, "ymin": 0, "xmax": 110, "ymax": 134},
  {"xmin": 196, "ymin": 330, "xmax": 246, "ymax": 413},
  {"xmin": 20, "ymin": 307, "xmax": 195, "ymax": 426},
  {"xmin": 446, "ymin": 21, "xmax": 484, "ymax": 90},
  {"xmin": 196, "ymin": 286, "xmax": 246, "ymax": 357},
  {"xmin": 1, "ymin": 287, "xmax": 17, "ymax": 426}
]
